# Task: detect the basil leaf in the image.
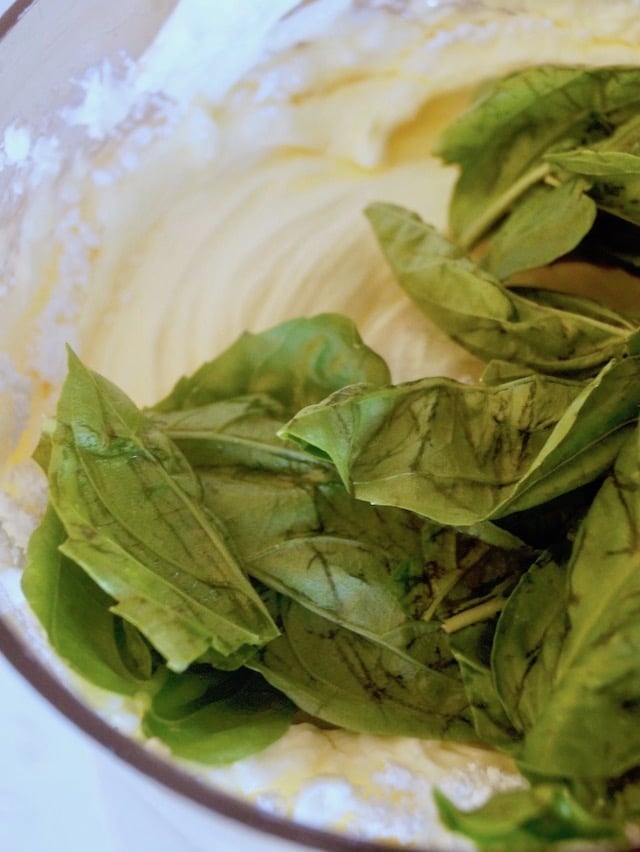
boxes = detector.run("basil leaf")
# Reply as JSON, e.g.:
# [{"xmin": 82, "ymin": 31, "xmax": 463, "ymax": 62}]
[
  {"xmin": 154, "ymin": 324, "xmax": 532, "ymax": 642},
  {"xmin": 512, "ymin": 287, "xmax": 637, "ymax": 333},
  {"xmin": 153, "ymin": 314, "xmax": 390, "ymax": 416},
  {"xmin": 201, "ymin": 467, "xmax": 533, "ymax": 647},
  {"xmin": 434, "ymin": 784, "xmax": 625, "ymax": 850},
  {"xmin": 199, "ymin": 468, "xmax": 426, "ymax": 643},
  {"xmin": 154, "ymin": 395, "xmax": 325, "ymax": 474},
  {"xmin": 482, "ymin": 180, "xmax": 596, "ymax": 280},
  {"xmin": 435, "ymin": 65, "xmax": 640, "ymax": 248},
  {"xmin": 283, "ymin": 371, "xmax": 586, "ymax": 527},
  {"xmin": 46, "ymin": 349, "xmax": 278, "ymax": 672},
  {"xmin": 587, "ymin": 176, "xmax": 640, "ymax": 228},
  {"xmin": 499, "ymin": 354, "xmax": 640, "ymax": 517},
  {"xmin": 449, "ymin": 621, "xmax": 520, "ymax": 752},
  {"xmin": 546, "ymin": 115, "xmax": 640, "ymax": 225},
  {"xmin": 550, "ymin": 111, "xmax": 640, "ymax": 173},
  {"xmin": 249, "ymin": 594, "xmax": 475, "ymax": 741},
  {"xmin": 491, "ymin": 556, "xmax": 569, "ymax": 736},
  {"xmin": 517, "ymin": 424, "xmax": 640, "ymax": 779},
  {"xmin": 366, "ymin": 202, "xmax": 635, "ymax": 376},
  {"xmin": 557, "ymin": 153, "xmax": 640, "ymax": 227},
  {"xmin": 284, "ymin": 352, "xmax": 640, "ymax": 529},
  {"xmin": 154, "ymin": 389, "xmax": 428, "ymax": 643},
  {"xmin": 21, "ymin": 503, "xmax": 158, "ymax": 694},
  {"xmin": 548, "ymin": 149, "xmax": 640, "ymax": 177},
  {"xmin": 142, "ymin": 666, "xmax": 295, "ymax": 765}
]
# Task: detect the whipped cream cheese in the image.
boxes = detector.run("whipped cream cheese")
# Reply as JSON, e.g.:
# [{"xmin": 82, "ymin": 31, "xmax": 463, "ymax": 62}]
[{"xmin": 2, "ymin": 1, "xmax": 640, "ymax": 848}]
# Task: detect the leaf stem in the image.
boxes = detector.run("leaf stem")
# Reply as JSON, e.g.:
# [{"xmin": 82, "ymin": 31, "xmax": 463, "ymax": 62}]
[
  {"xmin": 441, "ymin": 596, "xmax": 507, "ymax": 635},
  {"xmin": 421, "ymin": 541, "xmax": 491, "ymax": 624}
]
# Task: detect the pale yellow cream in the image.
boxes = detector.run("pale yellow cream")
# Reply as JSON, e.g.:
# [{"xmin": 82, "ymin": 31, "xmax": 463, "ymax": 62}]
[{"xmin": 2, "ymin": 1, "xmax": 640, "ymax": 847}]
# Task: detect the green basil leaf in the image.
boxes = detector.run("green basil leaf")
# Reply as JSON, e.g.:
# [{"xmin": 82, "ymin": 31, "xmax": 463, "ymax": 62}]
[
  {"xmin": 499, "ymin": 354, "xmax": 640, "ymax": 516},
  {"xmin": 21, "ymin": 503, "xmax": 158, "ymax": 695},
  {"xmin": 517, "ymin": 424, "xmax": 640, "ymax": 778},
  {"xmin": 366, "ymin": 202, "xmax": 634, "ymax": 376},
  {"xmin": 546, "ymin": 117, "xmax": 640, "ymax": 225},
  {"xmin": 434, "ymin": 65, "xmax": 640, "ymax": 248},
  {"xmin": 550, "ymin": 111, "xmax": 640, "ymax": 173},
  {"xmin": 46, "ymin": 349, "xmax": 278, "ymax": 672},
  {"xmin": 153, "ymin": 314, "xmax": 390, "ymax": 416},
  {"xmin": 284, "ymin": 353, "xmax": 640, "ymax": 529},
  {"xmin": 249, "ymin": 594, "xmax": 475, "ymax": 741},
  {"xmin": 169, "ymin": 393, "xmax": 504, "ymax": 642},
  {"xmin": 547, "ymin": 149, "xmax": 640, "ymax": 177},
  {"xmin": 482, "ymin": 180, "xmax": 596, "ymax": 280},
  {"xmin": 155, "ymin": 387, "xmax": 431, "ymax": 644},
  {"xmin": 449, "ymin": 621, "xmax": 520, "ymax": 752},
  {"xmin": 154, "ymin": 395, "xmax": 327, "ymax": 474},
  {"xmin": 142, "ymin": 666, "xmax": 295, "ymax": 765},
  {"xmin": 434, "ymin": 783, "xmax": 625, "ymax": 850},
  {"xmin": 158, "ymin": 378, "xmax": 533, "ymax": 641},
  {"xmin": 282, "ymin": 371, "xmax": 583, "ymax": 527},
  {"xmin": 590, "ymin": 175, "xmax": 640, "ymax": 226},
  {"xmin": 512, "ymin": 287, "xmax": 637, "ymax": 333},
  {"xmin": 491, "ymin": 556, "xmax": 569, "ymax": 736},
  {"xmin": 199, "ymin": 468, "xmax": 426, "ymax": 643}
]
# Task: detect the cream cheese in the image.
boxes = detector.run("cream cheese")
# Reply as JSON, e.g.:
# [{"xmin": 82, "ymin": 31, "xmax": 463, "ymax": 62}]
[{"xmin": 2, "ymin": 1, "xmax": 640, "ymax": 848}]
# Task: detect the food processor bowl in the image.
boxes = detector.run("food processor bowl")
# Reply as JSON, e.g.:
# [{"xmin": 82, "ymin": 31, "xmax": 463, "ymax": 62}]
[{"xmin": 3, "ymin": 3, "xmax": 640, "ymax": 851}]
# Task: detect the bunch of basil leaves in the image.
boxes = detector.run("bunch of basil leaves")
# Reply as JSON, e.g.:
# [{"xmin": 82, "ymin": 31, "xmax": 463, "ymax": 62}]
[{"xmin": 23, "ymin": 65, "xmax": 640, "ymax": 850}]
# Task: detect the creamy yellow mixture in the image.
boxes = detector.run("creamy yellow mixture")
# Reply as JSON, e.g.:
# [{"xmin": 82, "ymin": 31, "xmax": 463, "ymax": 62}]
[{"xmin": 2, "ymin": 0, "xmax": 640, "ymax": 847}]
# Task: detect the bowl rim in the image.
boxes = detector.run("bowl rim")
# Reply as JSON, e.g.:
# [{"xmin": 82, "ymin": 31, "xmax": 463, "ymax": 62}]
[
  {"xmin": 0, "ymin": 0, "xmax": 33, "ymax": 35},
  {"xmin": 2, "ymin": 616, "xmax": 437, "ymax": 852}
]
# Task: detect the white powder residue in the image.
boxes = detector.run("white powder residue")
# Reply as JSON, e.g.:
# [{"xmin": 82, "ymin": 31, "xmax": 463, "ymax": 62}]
[
  {"xmin": 0, "ymin": 461, "xmax": 47, "ymax": 554},
  {"xmin": 195, "ymin": 725, "xmax": 525, "ymax": 848},
  {"xmin": 3, "ymin": 124, "xmax": 31, "ymax": 165},
  {"xmin": 60, "ymin": 57, "xmax": 145, "ymax": 141},
  {"xmin": 0, "ymin": 123, "xmax": 62, "ymax": 197},
  {"xmin": 134, "ymin": 0, "xmax": 303, "ymax": 106},
  {"xmin": 0, "ymin": 355, "xmax": 32, "ymax": 459}
]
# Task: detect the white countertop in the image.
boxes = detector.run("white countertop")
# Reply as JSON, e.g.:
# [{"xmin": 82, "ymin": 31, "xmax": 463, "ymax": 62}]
[{"xmin": 0, "ymin": 652, "xmax": 124, "ymax": 852}]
